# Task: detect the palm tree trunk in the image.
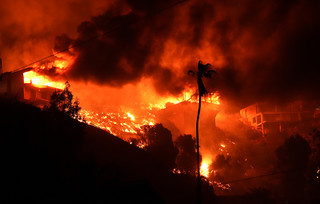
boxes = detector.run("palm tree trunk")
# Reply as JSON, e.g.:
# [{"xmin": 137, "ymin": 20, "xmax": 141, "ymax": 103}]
[{"xmin": 196, "ymin": 93, "xmax": 201, "ymax": 204}]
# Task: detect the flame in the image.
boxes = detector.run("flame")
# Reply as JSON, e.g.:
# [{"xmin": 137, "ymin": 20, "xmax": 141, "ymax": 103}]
[
  {"xmin": 23, "ymin": 71, "xmax": 65, "ymax": 89},
  {"xmin": 23, "ymin": 57, "xmax": 74, "ymax": 89},
  {"xmin": 52, "ymin": 59, "xmax": 71, "ymax": 73},
  {"xmin": 22, "ymin": 57, "xmax": 221, "ymax": 152},
  {"xmin": 200, "ymin": 158, "xmax": 211, "ymax": 178},
  {"xmin": 34, "ymin": 55, "xmax": 75, "ymax": 74},
  {"xmin": 148, "ymin": 88, "xmax": 220, "ymax": 110},
  {"xmin": 81, "ymin": 110, "xmax": 156, "ymax": 139},
  {"xmin": 126, "ymin": 112, "xmax": 135, "ymax": 121}
]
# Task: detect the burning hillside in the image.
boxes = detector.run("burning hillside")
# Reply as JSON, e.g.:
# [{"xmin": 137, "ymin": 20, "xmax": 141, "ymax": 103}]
[{"xmin": 1, "ymin": 0, "xmax": 320, "ymax": 202}]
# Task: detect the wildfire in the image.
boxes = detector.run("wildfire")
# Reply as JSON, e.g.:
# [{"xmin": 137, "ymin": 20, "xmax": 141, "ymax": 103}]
[
  {"xmin": 81, "ymin": 110, "xmax": 156, "ymax": 139},
  {"xmin": 148, "ymin": 88, "xmax": 220, "ymax": 110},
  {"xmin": 23, "ymin": 71, "xmax": 65, "ymax": 89},
  {"xmin": 23, "ymin": 57, "xmax": 74, "ymax": 89},
  {"xmin": 200, "ymin": 159, "xmax": 211, "ymax": 178},
  {"xmin": 22, "ymin": 57, "xmax": 221, "ymax": 152},
  {"xmin": 52, "ymin": 59, "xmax": 72, "ymax": 73},
  {"xmin": 126, "ymin": 112, "xmax": 135, "ymax": 121}
]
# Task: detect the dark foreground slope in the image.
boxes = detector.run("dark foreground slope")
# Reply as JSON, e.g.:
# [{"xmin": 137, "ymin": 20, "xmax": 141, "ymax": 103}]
[{"xmin": 0, "ymin": 98, "xmax": 215, "ymax": 203}]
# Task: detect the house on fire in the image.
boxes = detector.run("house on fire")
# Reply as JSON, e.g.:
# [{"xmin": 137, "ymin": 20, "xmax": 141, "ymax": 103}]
[
  {"xmin": 0, "ymin": 58, "xmax": 59, "ymax": 106},
  {"xmin": 240, "ymin": 101, "xmax": 320, "ymax": 135}
]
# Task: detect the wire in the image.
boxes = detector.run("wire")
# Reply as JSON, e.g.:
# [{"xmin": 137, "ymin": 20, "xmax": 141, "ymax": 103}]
[
  {"xmin": 221, "ymin": 168, "xmax": 301, "ymax": 184},
  {"xmin": 11, "ymin": 0, "xmax": 189, "ymax": 73}
]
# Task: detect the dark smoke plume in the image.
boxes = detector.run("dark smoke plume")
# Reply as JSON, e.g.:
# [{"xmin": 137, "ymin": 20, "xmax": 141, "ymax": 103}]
[
  {"xmin": 54, "ymin": 0, "xmax": 320, "ymax": 107},
  {"xmin": 1, "ymin": 0, "xmax": 319, "ymax": 107}
]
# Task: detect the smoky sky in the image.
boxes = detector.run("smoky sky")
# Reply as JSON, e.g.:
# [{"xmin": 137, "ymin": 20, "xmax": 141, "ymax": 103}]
[
  {"xmin": 54, "ymin": 0, "xmax": 320, "ymax": 107},
  {"xmin": 0, "ymin": 0, "xmax": 114, "ymax": 71},
  {"xmin": 2, "ymin": 0, "xmax": 319, "ymax": 107}
]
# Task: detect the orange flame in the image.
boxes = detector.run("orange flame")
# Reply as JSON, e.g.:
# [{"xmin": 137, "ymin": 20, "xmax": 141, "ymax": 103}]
[
  {"xmin": 148, "ymin": 88, "xmax": 220, "ymax": 110},
  {"xmin": 23, "ymin": 57, "xmax": 74, "ymax": 89},
  {"xmin": 200, "ymin": 158, "xmax": 211, "ymax": 178},
  {"xmin": 22, "ymin": 56, "xmax": 221, "ymax": 151},
  {"xmin": 23, "ymin": 71, "xmax": 65, "ymax": 89},
  {"xmin": 81, "ymin": 110, "xmax": 156, "ymax": 139}
]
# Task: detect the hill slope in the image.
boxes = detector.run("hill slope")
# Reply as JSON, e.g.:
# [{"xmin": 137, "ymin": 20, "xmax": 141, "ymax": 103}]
[{"xmin": 0, "ymin": 98, "xmax": 215, "ymax": 203}]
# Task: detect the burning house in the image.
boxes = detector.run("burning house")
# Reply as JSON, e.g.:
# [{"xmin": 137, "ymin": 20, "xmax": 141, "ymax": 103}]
[
  {"xmin": 240, "ymin": 101, "xmax": 320, "ymax": 135},
  {"xmin": 0, "ymin": 59, "xmax": 61, "ymax": 106}
]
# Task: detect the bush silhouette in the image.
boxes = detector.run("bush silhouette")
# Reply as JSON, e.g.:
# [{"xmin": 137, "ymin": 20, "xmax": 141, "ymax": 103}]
[{"xmin": 46, "ymin": 81, "xmax": 84, "ymax": 121}]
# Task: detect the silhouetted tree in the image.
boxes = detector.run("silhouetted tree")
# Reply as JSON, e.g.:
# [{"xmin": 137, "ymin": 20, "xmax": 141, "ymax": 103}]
[
  {"xmin": 276, "ymin": 135, "xmax": 311, "ymax": 171},
  {"xmin": 141, "ymin": 124, "xmax": 178, "ymax": 171},
  {"xmin": 175, "ymin": 134, "xmax": 199, "ymax": 175},
  {"xmin": 46, "ymin": 81, "xmax": 84, "ymax": 121},
  {"xmin": 209, "ymin": 154, "xmax": 230, "ymax": 183},
  {"xmin": 212, "ymin": 154, "xmax": 230, "ymax": 170},
  {"xmin": 189, "ymin": 60, "xmax": 216, "ymax": 203},
  {"xmin": 275, "ymin": 135, "xmax": 311, "ymax": 202},
  {"xmin": 246, "ymin": 187, "xmax": 274, "ymax": 204}
]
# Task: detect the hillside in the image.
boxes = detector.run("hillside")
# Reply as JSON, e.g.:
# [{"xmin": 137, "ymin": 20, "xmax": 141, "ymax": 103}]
[{"xmin": 0, "ymin": 98, "xmax": 215, "ymax": 203}]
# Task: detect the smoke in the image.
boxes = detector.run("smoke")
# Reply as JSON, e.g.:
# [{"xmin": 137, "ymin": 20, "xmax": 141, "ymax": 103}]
[
  {"xmin": 0, "ymin": 0, "xmax": 114, "ymax": 72},
  {"xmin": 53, "ymin": 0, "xmax": 319, "ymax": 108},
  {"xmin": 1, "ymin": 0, "xmax": 319, "ymax": 107},
  {"xmin": 55, "ymin": 0, "xmax": 191, "ymax": 96},
  {"xmin": 208, "ymin": 0, "xmax": 320, "ymax": 107}
]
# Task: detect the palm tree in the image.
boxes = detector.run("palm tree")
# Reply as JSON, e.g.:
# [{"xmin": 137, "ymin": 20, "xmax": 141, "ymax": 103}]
[{"xmin": 188, "ymin": 60, "xmax": 216, "ymax": 203}]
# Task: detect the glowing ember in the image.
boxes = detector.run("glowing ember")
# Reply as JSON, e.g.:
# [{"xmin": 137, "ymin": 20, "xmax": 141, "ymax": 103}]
[
  {"xmin": 213, "ymin": 181, "xmax": 231, "ymax": 191},
  {"xmin": 219, "ymin": 143, "xmax": 228, "ymax": 153},
  {"xmin": 172, "ymin": 168, "xmax": 182, "ymax": 174},
  {"xmin": 81, "ymin": 110, "xmax": 156, "ymax": 139}
]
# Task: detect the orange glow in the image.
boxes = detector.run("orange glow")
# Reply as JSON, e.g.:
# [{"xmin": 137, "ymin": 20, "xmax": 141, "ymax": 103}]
[
  {"xmin": 23, "ymin": 57, "xmax": 74, "ymax": 89},
  {"xmin": 34, "ymin": 56, "xmax": 75, "ymax": 74},
  {"xmin": 126, "ymin": 112, "xmax": 135, "ymax": 121},
  {"xmin": 23, "ymin": 71, "xmax": 65, "ymax": 89},
  {"xmin": 81, "ymin": 110, "xmax": 156, "ymax": 140},
  {"xmin": 22, "ymin": 56, "xmax": 221, "ymax": 151},
  {"xmin": 52, "ymin": 59, "xmax": 71, "ymax": 73},
  {"xmin": 148, "ymin": 88, "xmax": 220, "ymax": 110},
  {"xmin": 200, "ymin": 159, "xmax": 211, "ymax": 178}
]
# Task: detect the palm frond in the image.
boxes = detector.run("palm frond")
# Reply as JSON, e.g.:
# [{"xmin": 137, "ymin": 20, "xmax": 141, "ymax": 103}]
[
  {"xmin": 198, "ymin": 61, "xmax": 212, "ymax": 76},
  {"xmin": 204, "ymin": 69, "xmax": 216, "ymax": 78}
]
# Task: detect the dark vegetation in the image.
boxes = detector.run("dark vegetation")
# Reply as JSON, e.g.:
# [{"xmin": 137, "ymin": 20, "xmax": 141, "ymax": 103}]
[
  {"xmin": 175, "ymin": 134, "xmax": 198, "ymax": 175},
  {"xmin": 1, "ymin": 90, "xmax": 320, "ymax": 203},
  {"xmin": 209, "ymin": 126, "xmax": 320, "ymax": 203},
  {"xmin": 45, "ymin": 81, "xmax": 84, "ymax": 121},
  {"xmin": 0, "ymin": 97, "xmax": 216, "ymax": 203},
  {"xmin": 139, "ymin": 124, "xmax": 179, "ymax": 172}
]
